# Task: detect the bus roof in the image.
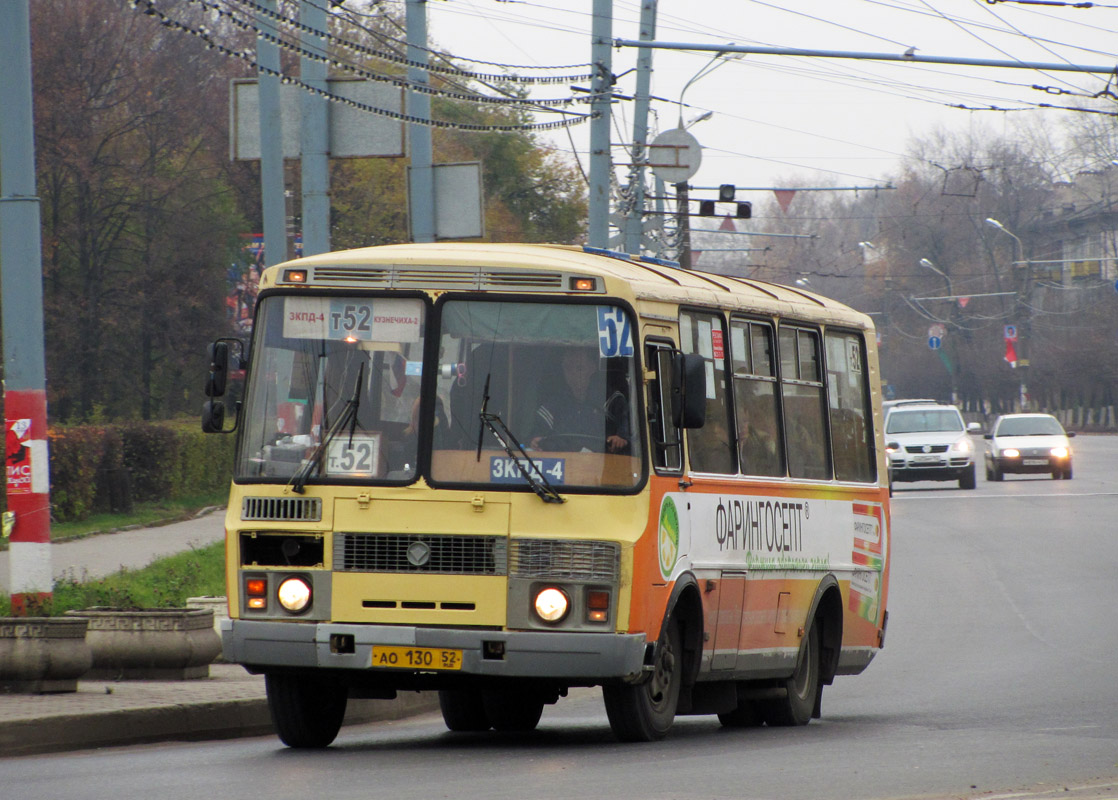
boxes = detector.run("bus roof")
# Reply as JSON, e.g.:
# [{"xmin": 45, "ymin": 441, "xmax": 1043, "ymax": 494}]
[{"xmin": 262, "ymin": 242, "xmax": 873, "ymax": 330}]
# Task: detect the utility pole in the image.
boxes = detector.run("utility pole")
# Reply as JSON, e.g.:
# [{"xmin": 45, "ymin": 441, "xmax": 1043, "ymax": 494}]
[
  {"xmin": 1, "ymin": 0, "xmax": 52, "ymax": 613},
  {"xmin": 622, "ymin": 1, "xmax": 656, "ymax": 256},
  {"xmin": 258, "ymin": 0, "xmax": 287, "ymax": 266},
  {"xmin": 587, "ymin": 0, "xmax": 613, "ymax": 248},
  {"xmin": 406, "ymin": 0, "xmax": 435, "ymax": 243},
  {"xmin": 300, "ymin": 0, "xmax": 330, "ymax": 256}
]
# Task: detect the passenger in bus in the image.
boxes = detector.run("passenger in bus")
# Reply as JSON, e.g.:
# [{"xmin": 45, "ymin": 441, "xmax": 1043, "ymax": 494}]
[
  {"xmin": 529, "ymin": 347, "xmax": 631, "ymax": 453},
  {"xmin": 738, "ymin": 395, "xmax": 783, "ymax": 476}
]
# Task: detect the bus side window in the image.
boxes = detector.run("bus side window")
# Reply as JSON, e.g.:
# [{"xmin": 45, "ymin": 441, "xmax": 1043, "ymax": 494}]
[
  {"xmin": 779, "ymin": 325, "xmax": 831, "ymax": 480},
  {"xmin": 646, "ymin": 342, "xmax": 682, "ymax": 471},
  {"xmin": 825, "ymin": 331, "xmax": 876, "ymax": 482},
  {"xmin": 680, "ymin": 310, "xmax": 735, "ymax": 474},
  {"xmin": 730, "ymin": 319, "xmax": 785, "ymax": 477}
]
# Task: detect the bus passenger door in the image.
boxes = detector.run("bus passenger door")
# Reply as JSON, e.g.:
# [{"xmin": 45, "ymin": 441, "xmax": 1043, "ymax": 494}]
[{"xmin": 710, "ymin": 570, "xmax": 746, "ymax": 671}]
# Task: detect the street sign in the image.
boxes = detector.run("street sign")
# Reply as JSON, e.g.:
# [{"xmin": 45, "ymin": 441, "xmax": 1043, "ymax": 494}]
[
  {"xmin": 928, "ymin": 323, "xmax": 947, "ymax": 339},
  {"xmin": 648, "ymin": 128, "xmax": 702, "ymax": 184},
  {"xmin": 1004, "ymin": 325, "xmax": 1018, "ymax": 341},
  {"xmin": 929, "ymin": 336, "xmax": 942, "ymax": 350}
]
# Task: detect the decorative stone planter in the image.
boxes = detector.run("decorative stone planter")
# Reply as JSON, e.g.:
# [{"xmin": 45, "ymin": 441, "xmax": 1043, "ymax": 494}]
[
  {"xmin": 186, "ymin": 596, "xmax": 228, "ymax": 662},
  {"xmin": 0, "ymin": 617, "xmax": 92, "ymax": 693},
  {"xmin": 64, "ymin": 608, "xmax": 221, "ymax": 680}
]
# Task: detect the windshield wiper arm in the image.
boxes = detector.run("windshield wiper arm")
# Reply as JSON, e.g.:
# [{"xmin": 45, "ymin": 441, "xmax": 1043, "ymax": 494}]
[
  {"xmin": 475, "ymin": 373, "xmax": 564, "ymax": 504},
  {"xmin": 292, "ymin": 363, "xmax": 364, "ymax": 494}
]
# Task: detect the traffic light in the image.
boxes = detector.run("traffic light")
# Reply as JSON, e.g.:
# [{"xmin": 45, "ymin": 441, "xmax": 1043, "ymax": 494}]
[
  {"xmin": 736, "ymin": 202, "xmax": 752, "ymax": 219},
  {"xmin": 719, "ymin": 184, "xmax": 736, "ymax": 202},
  {"xmin": 699, "ymin": 199, "xmax": 716, "ymax": 216}
]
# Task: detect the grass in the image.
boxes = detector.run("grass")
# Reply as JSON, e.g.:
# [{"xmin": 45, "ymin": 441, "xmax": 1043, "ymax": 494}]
[
  {"xmin": 2, "ymin": 493, "xmax": 228, "ymax": 616},
  {"xmin": 3, "ymin": 540, "xmax": 227, "ymax": 616}
]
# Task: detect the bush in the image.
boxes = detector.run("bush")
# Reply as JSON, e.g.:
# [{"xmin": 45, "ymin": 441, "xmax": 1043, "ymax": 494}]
[{"xmin": 40, "ymin": 421, "xmax": 234, "ymax": 523}]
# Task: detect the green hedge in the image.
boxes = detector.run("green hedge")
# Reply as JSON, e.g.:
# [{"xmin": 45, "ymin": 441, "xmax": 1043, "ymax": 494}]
[{"xmin": 39, "ymin": 422, "xmax": 234, "ymax": 523}]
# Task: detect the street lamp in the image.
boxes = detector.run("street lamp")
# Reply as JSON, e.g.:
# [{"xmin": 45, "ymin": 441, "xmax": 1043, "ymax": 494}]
[
  {"xmin": 919, "ymin": 257, "xmax": 954, "ymax": 295},
  {"xmin": 676, "ymin": 48, "xmax": 743, "ymax": 129},
  {"xmin": 919, "ymin": 258, "xmax": 957, "ymax": 403},
  {"xmin": 985, "ymin": 217, "xmax": 1031, "ymax": 411}
]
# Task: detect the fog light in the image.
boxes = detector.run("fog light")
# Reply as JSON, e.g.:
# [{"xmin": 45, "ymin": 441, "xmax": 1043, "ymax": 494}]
[
  {"xmin": 277, "ymin": 576, "xmax": 312, "ymax": 613},
  {"xmin": 534, "ymin": 587, "xmax": 569, "ymax": 623},
  {"xmin": 586, "ymin": 589, "xmax": 610, "ymax": 623},
  {"xmin": 247, "ymin": 597, "xmax": 267, "ymax": 610}
]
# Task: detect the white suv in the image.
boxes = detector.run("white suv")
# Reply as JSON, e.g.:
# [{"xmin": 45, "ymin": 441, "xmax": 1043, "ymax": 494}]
[{"xmin": 884, "ymin": 401, "xmax": 980, "ymax": 490}]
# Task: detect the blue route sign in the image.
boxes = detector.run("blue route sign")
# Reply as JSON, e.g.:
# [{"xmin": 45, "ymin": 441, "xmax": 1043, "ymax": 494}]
[{"xmin": 929, "ymin": 336, "xmax": 942, "ymax": 350}]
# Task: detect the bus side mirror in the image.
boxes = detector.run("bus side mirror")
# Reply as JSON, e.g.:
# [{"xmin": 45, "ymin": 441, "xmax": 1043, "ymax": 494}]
[
  {"xmin": 202, "ymin": 339, "xmax": 244, "ymax": 434},
  {"xmin": 202, "ymin": 399, "xmax": 226, "ymax": 433},
  {"xmin": 672, "ymin": 352, "xmax": 707, "ymax": 429},
  {"xmin": 206, "ymin": 341, "xmax": 230, "ymax": 397}
]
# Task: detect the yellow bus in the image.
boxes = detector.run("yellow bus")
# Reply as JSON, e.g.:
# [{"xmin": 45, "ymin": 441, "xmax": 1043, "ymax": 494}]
[{"xmin": 203, "ymin": 242, "xmax": 890, "ymax": 746}]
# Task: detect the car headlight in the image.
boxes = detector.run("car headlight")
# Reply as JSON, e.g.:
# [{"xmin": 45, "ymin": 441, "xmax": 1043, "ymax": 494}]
[
  {"xmin": 533, "ymin": 587, "xmax": 570, "ymax": 623},
  {"xmin": 1050, "ymin": 447, "xmax": 1069, "ymax": 459},
  {"xmin": 277, "ymin": 576, "xmax": 313, "ymax": 613},
  {"xmin": 1001, "ymin": 448, "xmax": 1020, "ymax": 458},
  {"xmin": 953, "ymin": 437, "xmax": 973, "ymax": 454}
]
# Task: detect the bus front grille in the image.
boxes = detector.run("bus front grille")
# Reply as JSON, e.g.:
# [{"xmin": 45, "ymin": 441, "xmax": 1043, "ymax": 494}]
[
  {"xmin": 242, "ymin": 496, "xmax": 323, "ymax": 522},
  {"xmin": 509, "ymin": 539, "xmax": 620, "ymax": 582},
  {"xmin": 306, "ymin": 265, "xmax": 565, "ymax": 292},
  {"xmin": 335, "ymin": 533, "xmax": 508, "ymax": 575}
]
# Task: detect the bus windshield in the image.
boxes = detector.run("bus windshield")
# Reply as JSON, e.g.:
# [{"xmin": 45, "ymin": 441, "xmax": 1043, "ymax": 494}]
[
  {"xmin": 236, "ymin": 294, "xmax": 427, "ymax": 482},
  {"xmin": 431, "ymin": 299, "xmax": 643, "ymax": 492},
  {"xmin": 235, "ymin": 294, "xmax": 644, "ymax": 492}
]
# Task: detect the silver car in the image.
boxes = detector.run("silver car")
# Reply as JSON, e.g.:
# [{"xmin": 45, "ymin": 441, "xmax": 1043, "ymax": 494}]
[{"xmin": 983, "ymin": 413, "xmax": 1075, "ymax": 481}]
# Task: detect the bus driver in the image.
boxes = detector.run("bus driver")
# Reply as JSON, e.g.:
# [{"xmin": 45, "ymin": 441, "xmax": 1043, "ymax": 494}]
[{"xmin": 530, "ymin": 347, "xmax": 631, "ymax": 454}]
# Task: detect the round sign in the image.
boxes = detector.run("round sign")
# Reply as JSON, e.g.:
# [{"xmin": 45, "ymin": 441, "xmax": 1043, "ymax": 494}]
[
  {"xmin": 928, "ymin": 323, "xmax": 947, "ymax": 339},
  {"xmin": 649, "ymin": 127, "xmax": 702, "ymax": 185},
  {"xmin": 929, "ymin": 336, "xmax": 942, "ymax": 350}
]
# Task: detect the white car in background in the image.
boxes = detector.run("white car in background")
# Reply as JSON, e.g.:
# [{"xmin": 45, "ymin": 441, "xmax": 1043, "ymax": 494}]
[
  {"xmin": 983, "ymin": 413, "xmax": 1075, "ymax": 481},
  {"xmin": 884, "ymin": 401, "xmax": 980, "ymax": 490}
]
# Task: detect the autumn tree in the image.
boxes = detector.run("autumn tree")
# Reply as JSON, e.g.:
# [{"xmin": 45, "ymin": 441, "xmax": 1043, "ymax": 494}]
[{"xmin": 31, "ymin": 0, "xmax": 247, "ymax": 421}]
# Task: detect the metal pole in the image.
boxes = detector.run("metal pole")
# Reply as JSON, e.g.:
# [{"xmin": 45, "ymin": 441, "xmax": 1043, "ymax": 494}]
[
  {"xmin": 587, "ymin": 0, "xmax": 613, "ymax": 248},
  {"xmin": 406, "ymin": 0, "xmax": 435, "ymax": 243},
  {"xmin": 0, "ymin": 0, "xmax": 52, "ymax": 613},
  {"xmin": 676, "ymin": 182, "xmax": 692, "ymax": 269},
  {"xmin": 258, "ymin": 0, "xmax": 287, "ymax": 265},
  {"xmin": 300, "ymin": 0, "xmax": 330, "ymax": 256},
  {"xmin": 623, "ymin": 0, "xmax": 655, "ymax": 256}
]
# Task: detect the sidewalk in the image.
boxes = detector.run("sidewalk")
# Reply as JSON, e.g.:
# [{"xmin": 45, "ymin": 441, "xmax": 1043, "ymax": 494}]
[
  {"xmin": 0, "ymin": 662, "xmax": 438, "ymax": 757},
  {"xmin": 0, "ymin": 511, "xmax": 439, "ymax": 756}
]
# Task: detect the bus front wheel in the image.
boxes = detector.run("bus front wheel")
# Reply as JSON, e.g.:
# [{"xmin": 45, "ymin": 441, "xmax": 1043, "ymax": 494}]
[
  {"xmin": 482, "ymin": 688, "xmax": 545, "ymax": 732},
  {"xmin": 438, "ymin": 689, "xmax": 491, "ymax": 732},
  {"xmin": 762, "ymin": 623, "xmax": 820, "ymax": 727},
  {"xmin": 265, "ymin": 672, "xmax": 348, "ymax": 748},
  {"xmin": 602, "ymin": 619, "xmax": 682, "ymax": 742}
]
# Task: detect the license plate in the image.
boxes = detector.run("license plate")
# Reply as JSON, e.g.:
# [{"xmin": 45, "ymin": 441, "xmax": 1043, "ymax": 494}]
[
  {"xmin": 371, "ymin": 645, "xmax": 462, "ymax": 671},
  {"xmin": 912, "ymin": 455, "xmax": 940, "ymax": 463},
  {"xmin": 1022, "ymin": 458, "xmax": 1048, "ymax": 466}
]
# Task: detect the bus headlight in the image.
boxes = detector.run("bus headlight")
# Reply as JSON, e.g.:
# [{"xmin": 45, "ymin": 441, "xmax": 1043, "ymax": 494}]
[
  {"xmin": 533, "ymin": 587, "xmax": 569, "ymax": 623},
  {"xmin": 277, "ymin": 576, "xmax": 313, "ymax": 614}
]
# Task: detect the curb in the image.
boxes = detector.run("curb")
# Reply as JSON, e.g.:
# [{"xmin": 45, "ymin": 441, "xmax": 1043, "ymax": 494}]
[{"xmin": 0, "ymin": 691, "xmax": 440, "ymax": 757}]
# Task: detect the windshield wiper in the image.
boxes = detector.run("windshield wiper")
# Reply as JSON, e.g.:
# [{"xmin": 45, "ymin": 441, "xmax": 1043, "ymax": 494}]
[
  {"xmin": 291, "ymin": 363, "xmax": 364, "ymax": 494},
  {"xmin": 475, "ymin": 373, "xmax": 564, "ymax": 504}
]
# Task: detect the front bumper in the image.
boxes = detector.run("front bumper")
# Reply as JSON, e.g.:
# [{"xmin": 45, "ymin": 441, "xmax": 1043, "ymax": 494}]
[
  {"xmin": 889, "ymin": 456, "xmax": 972, "ymax": 482},
  {"xmin": 221, "ymin": 619, "xmax": 648, "ymax": 682}
]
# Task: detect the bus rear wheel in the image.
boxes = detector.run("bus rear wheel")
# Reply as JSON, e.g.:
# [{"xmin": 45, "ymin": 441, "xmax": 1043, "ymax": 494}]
[
  {"xmin": 438, "ymin": 689, "xmax": 491, "ymax": 732},
  {"xmin": 762, "ymin": 623, "xmax": 820, "ymax": 727},
  {"xmin": 265, "ymin": 672, "xmax": 348, "ymax": 748},
  {"xmin": 602, "ymin": 619, "xmax": 682, "ymax": 742}
]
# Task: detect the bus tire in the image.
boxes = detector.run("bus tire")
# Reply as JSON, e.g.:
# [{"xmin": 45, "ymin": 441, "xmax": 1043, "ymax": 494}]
[
  {"xmin": 763, "ymin": 622, "xmax": 820, "ymax": 727},
  {"xmin": 602, "ymin": 618, "xmax": 682, "ymax": 742},
  {"xmin": 482, "ymin": 689, "xmax": 544, "ymax": 732},
  {"xmin": 438, "ymin": 689, "xmax": 491, "ymax": 732},
  {"xmin": 265, "ymin": 672, "xmax": 347, "ymax": 748}
]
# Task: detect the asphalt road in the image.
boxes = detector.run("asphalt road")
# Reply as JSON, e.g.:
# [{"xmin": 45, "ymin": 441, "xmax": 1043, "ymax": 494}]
[{"xmin": 3, "ymin": 436, "xmax": 1116, "ymax": 800}]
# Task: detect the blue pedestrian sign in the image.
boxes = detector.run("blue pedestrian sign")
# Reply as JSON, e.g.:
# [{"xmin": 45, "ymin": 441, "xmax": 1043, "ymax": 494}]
[{"xmin": 929, "ymin": 336, "xmax": 942, "ymax": 350}]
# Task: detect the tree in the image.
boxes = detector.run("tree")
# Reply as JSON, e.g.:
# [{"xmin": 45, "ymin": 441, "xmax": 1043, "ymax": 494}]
[{"xmin": 31, "ymin": 0, "xmax": 247, "ymax": 421}]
